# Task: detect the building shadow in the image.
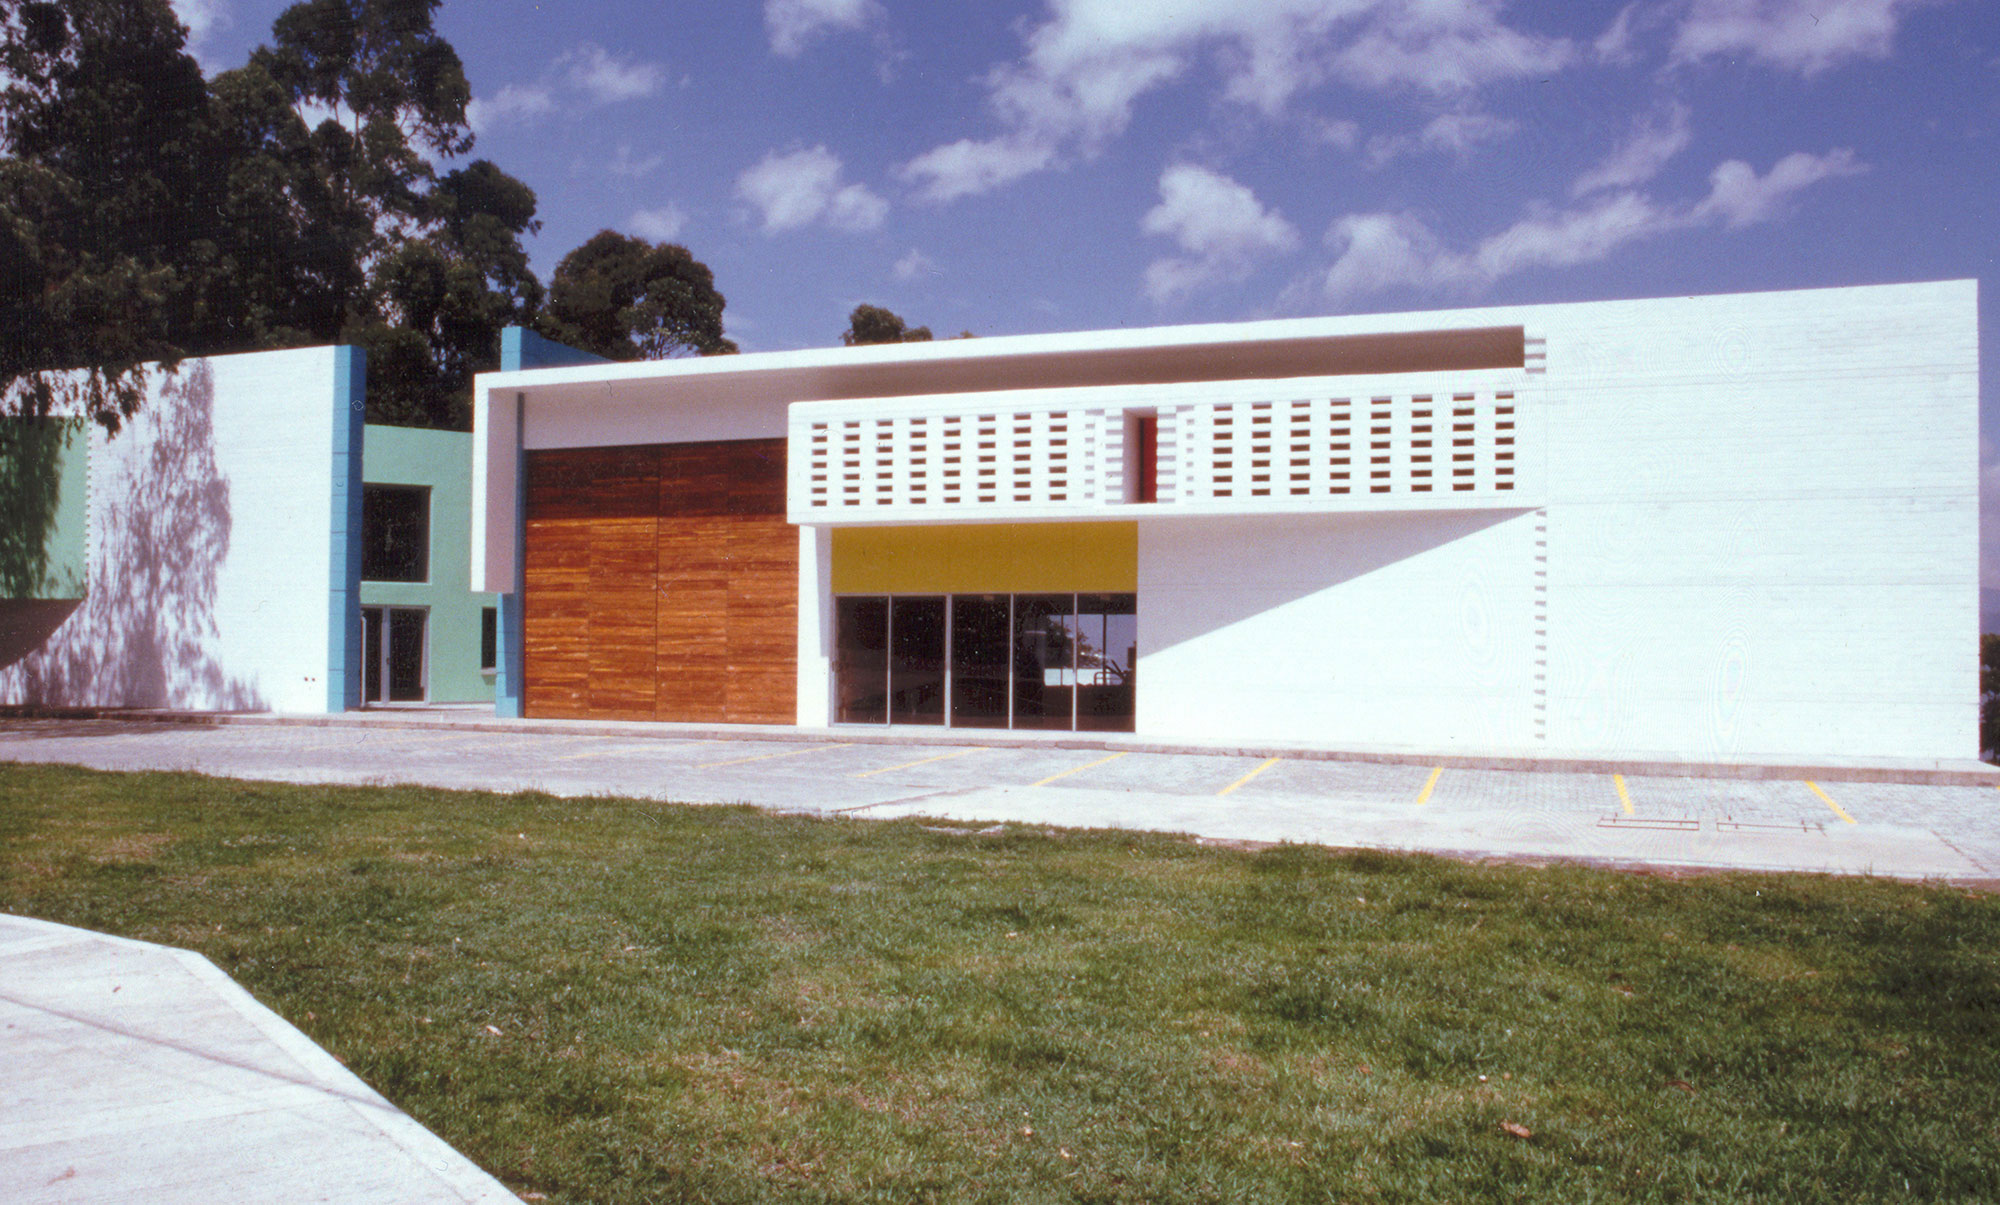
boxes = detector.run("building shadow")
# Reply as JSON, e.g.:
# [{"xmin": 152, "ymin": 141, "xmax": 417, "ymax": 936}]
[{"xmin": 1140, "ymin": 507, "xmax": 1537, "ymax": 656}]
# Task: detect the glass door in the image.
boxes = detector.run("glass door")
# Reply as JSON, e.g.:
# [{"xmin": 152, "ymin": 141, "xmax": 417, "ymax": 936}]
[
  {"xmin": 360, "ymin": 606, "xmax": 428, "ymax": 705},
  {"xmin": 950, "ymin": 595, "xmax": 1010, "ymax": 728},
  {"xmin": 887, "ymin": 596, "xmax": 946, "ymax": 724},
  {"xmin": 1010, "ymin": 594, "xmax": 1075, "ymax": 730}
]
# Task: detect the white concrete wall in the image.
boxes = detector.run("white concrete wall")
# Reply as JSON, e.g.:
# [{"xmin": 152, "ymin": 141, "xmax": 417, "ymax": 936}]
[
  {"xmin": 1534, "ymin": 280, "xmax": 1978, "ymax": 761},
  {"xmin": 1139, "ymin": 511, "xmax": 1544, "ymax": 749},
  {"xmin": 0, "ymin": 348, "xmax": 345, "ymax": 712},
  {"xmin": 1136, "ymin": 281, "xmax": 1978, "ymax": 762}
]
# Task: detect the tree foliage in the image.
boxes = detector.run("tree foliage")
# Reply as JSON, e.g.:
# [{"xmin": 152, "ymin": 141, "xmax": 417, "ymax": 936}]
[
  {"xmin": 0, "ymin": 0, "xmax": 208, "ymax": 429},
  {"xmin": 1982, "ymin": 634, "xmax": 1999, "ymax": 763},
  {"xmin": 539, "ymin": 231, "xmax": 736, "ymax": 361},
  {"xmin": 1, "ymin": 0, "xmax": 735, "ymax": 432},
  {"xmin": 842, "ymin": 303, "xmax": 932, "ymax": 346}
]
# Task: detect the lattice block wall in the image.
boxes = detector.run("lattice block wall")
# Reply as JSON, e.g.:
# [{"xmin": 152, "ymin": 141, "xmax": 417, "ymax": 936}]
[
  {"xmin": 790, "ymin": 369, "xmax": 1530, "ymax": 522},
  {"xmin": 1161, "ymin": 388, "xmax": 1521, "ymax": 503},
  {"xmin": 800, "ymin": 405, "xmax": 1118, "ymax": 514}
]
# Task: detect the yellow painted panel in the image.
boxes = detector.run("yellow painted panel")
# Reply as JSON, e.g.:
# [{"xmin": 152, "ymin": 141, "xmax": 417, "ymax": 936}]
[{"xmin": 832, "ymin": 523, "xmax": 1138, "ymax": 595}]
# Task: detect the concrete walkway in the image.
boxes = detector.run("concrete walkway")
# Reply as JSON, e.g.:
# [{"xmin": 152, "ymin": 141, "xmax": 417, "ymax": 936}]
[
  {"xmin": 0, "ymin": 915, "xmax": 516, "ymax": 1204},
  {"xmin": 51, "ymin": 705, "xmax": 1998, "ymax": 785},
  {"xmin": 4, "ymin": 714, "xmax": 1998, "ymax": 885}
]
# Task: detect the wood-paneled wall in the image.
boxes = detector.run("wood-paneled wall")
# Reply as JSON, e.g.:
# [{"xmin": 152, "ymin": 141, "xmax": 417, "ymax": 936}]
[{"xmin": 524, "ymin": 439, "xmax": 796, "ymax": 723}]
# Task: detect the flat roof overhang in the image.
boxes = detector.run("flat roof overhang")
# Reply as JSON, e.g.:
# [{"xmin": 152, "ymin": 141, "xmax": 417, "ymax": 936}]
[{"xmin": 485, "ymin": 324, "xmax": 1525, "ymax": 414}]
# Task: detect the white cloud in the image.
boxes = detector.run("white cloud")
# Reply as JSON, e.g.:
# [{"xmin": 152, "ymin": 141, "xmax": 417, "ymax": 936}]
[
  {"xmin": 898, "ymin": 137, "xmax": 1058, "ymax": 204},
  {"xmin": 1366, "ymin": 110, "xmax": 1518, "ymax": 165},
  {"xmin": 628, "ymin": 205, "xmax": 688, "ymax": 242},
  {"xmin": 1322, "ymin": 212, "xmax": 1475, "ymax": 300},
  {"xmin": 766, "ymin": 0, "xmax": 884, "ymax": 57},
  {"xmin": 169, "ymin": 0, "xmax": 229, "ymax": 69},
  {"xmin": 1141, "ymin": 164, "xmax": 1299, "ymax": 304},
  {"xmin": 608, "ymin": 145, "xmax": 665, "ymax": 178},
  {"xmin": 1691, "ymin": 148, "xmax": 1866, "ymax": 226},
  {"xmin": 1572, "ymin": 101, "xmax": 1691, "ymax": 196},
  {"xmin": 560, "ymin": 43, "xmax": 667, "ymax": 103},
  {"xmin": 1306, "ymin": 116, "xmax": 1362, "ymax": 150},
  {"xmin": 465, "ymin": 84, "xmax": 556, "ymax": 135},
  {"xmin": 1323, "ymin": 147, "xmax": 1863, "ymax": 300},
  {"xmin": 1472, "ymin": 192, "xmax": 1669, "ymax": 278},
  {"xmin": 736, "ymin": 146, "xmax": 888, "ymax": 233},
  {"xmin": 466, "ymin": 44, "xmax": 666, "ymax": 135},
  {"xmin": 898, "ymin": 0, "xmax": 1574, "ymax": 202},
  {"xmin": 1672, "ymin": 0, "xmax": 1937, "ymax": 75},
  {"xmin": 1591, "ymin": 2, "xmax": 1683, "ymax": 64},
  {"xmin": 893, "ymin": 249, "xmax": 939, "ymax": 281}
]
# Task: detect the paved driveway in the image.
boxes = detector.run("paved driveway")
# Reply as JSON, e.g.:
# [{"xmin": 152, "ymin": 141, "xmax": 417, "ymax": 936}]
[{"xmin": 3, "ymin": 718, "xmax": 1997, "ymax": 884}]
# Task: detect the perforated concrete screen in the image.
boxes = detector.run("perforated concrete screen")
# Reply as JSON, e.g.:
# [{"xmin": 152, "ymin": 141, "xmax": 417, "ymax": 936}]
[{"xmin": 1162, "ymin": 377, "xmax": 1523, "ymax": 502}]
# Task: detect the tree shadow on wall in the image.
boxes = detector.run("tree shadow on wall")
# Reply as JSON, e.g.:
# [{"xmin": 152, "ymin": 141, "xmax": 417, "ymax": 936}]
[{"xmin": 0, "ymin": 362, "xmax": 265, "ymax": 709}]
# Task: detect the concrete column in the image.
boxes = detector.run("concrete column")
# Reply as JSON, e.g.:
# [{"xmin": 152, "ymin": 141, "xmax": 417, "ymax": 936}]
[{"xmin": 795, "ymin": 524, "xmax": 834, "ymax": 726}]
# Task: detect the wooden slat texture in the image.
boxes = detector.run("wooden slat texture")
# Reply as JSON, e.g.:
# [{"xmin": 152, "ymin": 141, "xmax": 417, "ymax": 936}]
[{"xmin": 524, "ymin": 439, "xmax": 795, "ymax": 724}]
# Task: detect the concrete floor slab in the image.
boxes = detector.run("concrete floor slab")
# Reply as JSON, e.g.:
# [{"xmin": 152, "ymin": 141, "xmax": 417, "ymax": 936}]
[{"xmin": 0, "ymin": 916, "xmax": 515, "ymax": 1204}]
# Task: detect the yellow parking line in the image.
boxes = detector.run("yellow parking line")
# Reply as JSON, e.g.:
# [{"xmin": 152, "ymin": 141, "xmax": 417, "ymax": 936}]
[
  {"xmin": 1217, "ymin": 757, "xmax": 1281, "ymax": 797},
  {"xmin": 1415, "ymin": 766, "xmax": 1443, "ymax": 805},
  {"xmin": 1805, "ymin": 780, "xmax": 1857, "ymax": 825},
  {"xmin": 852, "ymin": 748, "xmax": 980, "ymax": 778},
  {"xmin": 699, "ymin": 743, "xmax": 851, "ymax": 769},
  {"xmin": 1030, "ymin": 752, "xmax": 1127, "ymax": 788},
  {"xmin": 1614, "ymin": 773, "xmax": 1634, "ymax": 816}
]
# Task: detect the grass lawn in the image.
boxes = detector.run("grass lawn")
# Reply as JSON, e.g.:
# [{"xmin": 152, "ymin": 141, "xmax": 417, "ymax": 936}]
[{"xmin": 2, "ymin": 763, "xmax": 1998, "ymax": 1203}]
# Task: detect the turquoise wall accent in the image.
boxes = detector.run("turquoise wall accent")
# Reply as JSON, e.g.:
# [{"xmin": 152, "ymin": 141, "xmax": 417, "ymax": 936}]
[
  {"xmin": 361, "ymin": 423, "xmax": 498, "ymax": 704},
  {"xmin": 327, "ymin": 347, "xmax": 365, "ymax": 712},
  {"xmin": 501, "ymin": 327, "xmax": 610, "ymax": 372},
  {"xmin": 0, "ymin": 418, "xmax": 89, "ymax": 601},
  {"xmin": 493, "ymin": 327, "xmax": 609, "ymax": 717}
]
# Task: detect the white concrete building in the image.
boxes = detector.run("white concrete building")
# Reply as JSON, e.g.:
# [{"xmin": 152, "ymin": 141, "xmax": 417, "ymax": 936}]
[
  {"xmin": 1, "ymin": 347, "xmax": 366, "ymax": 713},
  {"xmin": 471, "ymin": 279, "xmax": 1975, "ymax": 763}
]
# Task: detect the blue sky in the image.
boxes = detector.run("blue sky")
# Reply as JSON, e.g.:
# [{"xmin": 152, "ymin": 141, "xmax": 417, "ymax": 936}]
[{"xmin": 180, "ymin": 1, "xmax": 1994, "ymax": 570}]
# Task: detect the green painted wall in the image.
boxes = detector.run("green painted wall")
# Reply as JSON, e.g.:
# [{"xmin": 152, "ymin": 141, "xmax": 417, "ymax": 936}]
[
  {"xmin": 0, "ymin": 418, "xmax": 89, "ymax": 601},
  {"xmin": 361, "ymin": 424, "xmax": 496, "ymax": 703}
]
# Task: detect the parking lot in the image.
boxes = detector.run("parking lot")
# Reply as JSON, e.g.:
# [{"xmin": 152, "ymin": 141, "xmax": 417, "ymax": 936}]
[{"xmin": 3, "ymin": 716, "xmax": 1997, "ymax": 883}]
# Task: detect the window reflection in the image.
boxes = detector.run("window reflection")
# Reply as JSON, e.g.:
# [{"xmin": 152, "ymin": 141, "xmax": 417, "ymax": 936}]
[
  {"xmin": 832, "ymin": 592, "xmax": 1134, "ymax": 732},
  {"xmin": 1011, "ymin": 594, "xmax": 1075, "ymax": 730},
  {"xmin": 1076, "ymin": 594, "xmax": 1136, "ymax": 732}
]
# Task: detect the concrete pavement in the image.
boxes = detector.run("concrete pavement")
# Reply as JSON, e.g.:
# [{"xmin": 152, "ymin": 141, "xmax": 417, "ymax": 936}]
[
  {"xmin": 0, "ymin": 915, "xmax": 517, "ymax": 1204},
  {"xmin": 3, "ymin": 714, "xmax": 1997, "ymax": 885}
]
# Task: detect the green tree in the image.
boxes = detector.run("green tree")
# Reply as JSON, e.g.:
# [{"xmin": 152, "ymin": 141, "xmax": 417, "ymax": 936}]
[
  {"xmin": 254, "ymin": 1, "xmax": 545, "ymax": 428},
  {"xmin": 1982, "ymin": 634, "xmax": 1999, "ymax": 763},
  {"xmin": 842, "ymin": 303, "xmax": 932, "ymax": 346},
  {"xmin": 359, "ymin": 160, "xmax": 544, "ymax": 427},
  {"xmin": 0, "ymin": 0, "xmax": 210, "ymax": 429},
  {"xmin": 254, "ymin": 0, "xmax": 471, "ymax": 257},
  {"xmin": 538, "ymin": 230, "xmax": 735, "ymax": 361},
  {"xmin": 188, "ymin": 59, "xmax": 358, "ymax": 352}
]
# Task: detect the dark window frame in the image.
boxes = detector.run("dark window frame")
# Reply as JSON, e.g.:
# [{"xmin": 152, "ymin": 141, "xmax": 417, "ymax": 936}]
[{"xmin": 361, "ymin": 484, "xmax": 431, "ymax": 583}]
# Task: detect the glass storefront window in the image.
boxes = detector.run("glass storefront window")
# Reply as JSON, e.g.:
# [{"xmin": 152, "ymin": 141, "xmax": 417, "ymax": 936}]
[
  {"xmin": 888, "ymin": 596, "xmax": 946, "ymax": 725},
  {"xmin": 1075, "ymin": 594, "xmax": 1137, "ymax": 732},
  {"xmin": 834, "ymin": 592, "xmax": 1134, "ymax": 732},
  {"xmin": 1011, "ymin": 594, "xmax": 1075, "ymax": 731},
  {"xmin": 835, "ymin": 597, "xmax": 888, "ymax": 724},
  {"xmin": 950, "ymin": 595, "xmax": 1010, "ymax": 728}
]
